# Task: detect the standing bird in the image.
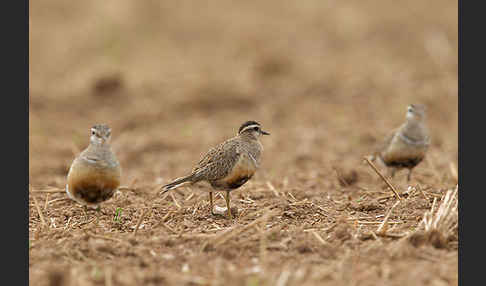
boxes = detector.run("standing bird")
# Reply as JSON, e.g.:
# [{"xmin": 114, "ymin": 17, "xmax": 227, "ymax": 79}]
[
  {"xmin": 372, "ymin": 104, "xmax": 430, "ymax": 182},
  {"xmin": 66, "ymin": 124, "xmax": 122, "ymax": 208},
  {"xmin": 160, "ymin": 121, "xmax": 270, "ymax": 219}
]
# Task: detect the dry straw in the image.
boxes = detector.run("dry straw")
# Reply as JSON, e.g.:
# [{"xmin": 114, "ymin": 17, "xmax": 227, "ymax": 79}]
[
  {"xmin": 132, "ymin": 208, "xmax": 150, "ymax": 237},
  {"xmin": 32, "ymin": 195, "xmax": 48, "ymax": 229},
  {"xmin": 208, "ymin": 207, "xmax": 277, "ymax": 248},
  {"xmin": 363, "ymin": 157, "xmax": 401, "ymax": 200},
  {"xmin": 419, "ymin": 185, "xmax": 458, "ymax": 236}
]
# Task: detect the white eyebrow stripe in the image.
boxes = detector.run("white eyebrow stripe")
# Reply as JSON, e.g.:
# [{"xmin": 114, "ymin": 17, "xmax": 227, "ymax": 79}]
[{"xmin": 240, "ymin": 124, "xmax": 260, "ymax": 133}]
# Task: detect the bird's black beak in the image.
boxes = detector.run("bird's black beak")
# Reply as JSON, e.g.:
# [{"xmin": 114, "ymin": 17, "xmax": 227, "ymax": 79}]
[{"xmin": 261, "ymin": 130, "xmax": 270, "ymax": 135}]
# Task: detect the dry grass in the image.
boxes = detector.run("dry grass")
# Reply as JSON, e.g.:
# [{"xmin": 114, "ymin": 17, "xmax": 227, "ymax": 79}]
[
  {"xmin": 422, "ymin": 185, "xmax": 458, "ymax": 235},
  {"xmin": 30, "ymin": 0, "xmax": 457, "ymax": 285},
  {"xmin": 406, "ymin": 185, "xmax": 458, "ymax": 249}
]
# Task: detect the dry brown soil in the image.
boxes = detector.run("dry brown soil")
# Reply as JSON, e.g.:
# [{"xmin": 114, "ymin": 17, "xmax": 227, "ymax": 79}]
[{"xmin": 30, "ymin": 1, "xmax": 458, "ymax": 285}]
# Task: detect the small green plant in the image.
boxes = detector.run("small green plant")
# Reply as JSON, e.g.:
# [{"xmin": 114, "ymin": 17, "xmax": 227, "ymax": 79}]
[
  {"xmin": 268, "ymin": 231, "xmax": 279, "ymax": 241},
  {"xmin": 113, "ymin": 207, "xmax": 123, "ymax": 223},
  {"xmin": 246, "ymin": 276, "xmax": 260, "ymax": 286},
  {"xmin": 91, "ymin": 267, "xmax": 103, "ymax": 281},
  {"xmin": 356, "ymin": 195, "xmax": 366, "ymax": 203}
]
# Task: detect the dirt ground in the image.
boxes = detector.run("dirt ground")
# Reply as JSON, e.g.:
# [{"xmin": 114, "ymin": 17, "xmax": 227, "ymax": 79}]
[{"xmin": 29, "ymin": 1, "xmax": 458, "ymax": 285}]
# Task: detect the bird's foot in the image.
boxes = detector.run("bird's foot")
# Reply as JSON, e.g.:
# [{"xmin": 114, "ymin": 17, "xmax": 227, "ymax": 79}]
[{"xmin": 212, "ymin": 205, "xmax": 238, "ymax": 219}]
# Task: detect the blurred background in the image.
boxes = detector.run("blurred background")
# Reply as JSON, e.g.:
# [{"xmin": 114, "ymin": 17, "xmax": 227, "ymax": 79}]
[{"xmin": 29, "ymin": 0, "xmax": 457, "ymax": 189}]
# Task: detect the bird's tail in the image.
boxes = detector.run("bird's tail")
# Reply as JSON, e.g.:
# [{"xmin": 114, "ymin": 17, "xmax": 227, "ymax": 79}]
[{"xmin": 160, "ymin": 175, "xmax": 194, "ymax": 194}]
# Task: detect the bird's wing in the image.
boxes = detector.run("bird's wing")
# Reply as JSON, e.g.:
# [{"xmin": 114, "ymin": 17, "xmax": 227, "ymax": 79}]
[
  {"xmin": 192, "ymin": 139, "xmax": 240, "ymax": 180},
  {"xmin": 373, "ymin": 128, "xmax": 398, "ymax": 159}
]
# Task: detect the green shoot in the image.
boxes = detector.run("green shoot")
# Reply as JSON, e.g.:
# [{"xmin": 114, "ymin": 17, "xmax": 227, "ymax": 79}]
[{"xmin": 114, "ymin": 207, "xmax": 123, "ymax": 223}]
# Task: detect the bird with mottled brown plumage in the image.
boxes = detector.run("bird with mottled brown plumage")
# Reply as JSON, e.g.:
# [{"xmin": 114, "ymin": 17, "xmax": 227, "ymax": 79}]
[{"xmin": 160, "ymin": 121, "xmax": 270, "ymax": 219}]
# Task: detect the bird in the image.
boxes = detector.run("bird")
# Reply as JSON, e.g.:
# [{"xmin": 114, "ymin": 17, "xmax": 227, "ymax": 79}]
[
  {"xmin": 371, "ymin": 104, "xmax": 430, "ymax": 182},
  {"xmin": 160, "ymin": 120, "xmax": 270, "ymax": 219},
  {"xmin": 66, "ymin": 124, "xmax": 122, "ymax": 209}
]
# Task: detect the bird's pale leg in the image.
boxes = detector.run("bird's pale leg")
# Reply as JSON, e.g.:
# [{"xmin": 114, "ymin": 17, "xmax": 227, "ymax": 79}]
[
  {"xmin": 225, "ymin": 191, "xmax": 232, "ymax": 219},
  {"xmin": 209, "ymin": 192, "xmax": 215, "ymax": 215},
  {"xmin": 95, "ymin": 205, "xmax": 101, "ymax": 226},
  {"xmin": 83, "ymin": 205, "xmax": 89, "ymax": 222},
  {"xmin": 407, "ymin": 169, "xmax": 413, "ymax": 182}
]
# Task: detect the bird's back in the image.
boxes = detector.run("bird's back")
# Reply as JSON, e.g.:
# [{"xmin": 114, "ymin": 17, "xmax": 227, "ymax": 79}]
[{"xmin": 192, "ymin": 137, "xmax": 241, "ymax": 181}]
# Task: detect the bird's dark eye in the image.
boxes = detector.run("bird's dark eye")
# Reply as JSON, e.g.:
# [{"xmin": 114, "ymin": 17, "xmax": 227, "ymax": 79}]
[
  {"xmin": 253, "ymin": 127, "xmax": 259, "ymax": 131},
  {"xmin": 91, "ymin": 130, "xmax": 96, "ymax": 135}
]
